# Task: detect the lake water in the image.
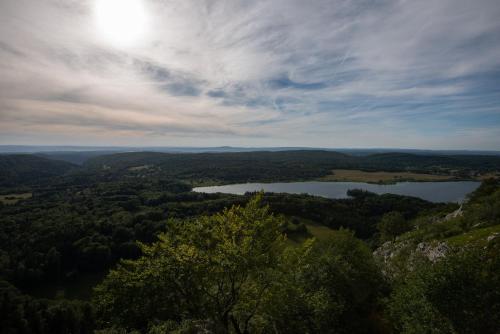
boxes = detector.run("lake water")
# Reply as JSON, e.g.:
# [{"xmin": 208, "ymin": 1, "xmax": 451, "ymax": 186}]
[{"xmin": 193, "ymin": 181, "xmax": 481, "ymax": 203}]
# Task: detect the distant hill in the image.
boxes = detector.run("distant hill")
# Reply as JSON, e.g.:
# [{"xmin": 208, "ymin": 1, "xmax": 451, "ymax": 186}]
[
  {"xmin": 2, "ymin": 145, "xmax": 499, "ymax": 156},
  {"xmin": 2, "ymin": 150, "xmax": 499, "ymax": 187},
  {"xmin": 359, "ymin": 152, "xmax": 500, "ymax": 171},
  {"xmin": 0, "ymin": 155, "xmax": 76, "ymax": 187},
  {"xmin": 82, "ymin": 150, "xmax": 500, "ymax": 184},
  {"xmin": 36, "ymin": 151, "xmax": 123, "ymax": 165},
  {"xmin": 83, "ymin": 150, "xmax": 355, "ymax": 183}
]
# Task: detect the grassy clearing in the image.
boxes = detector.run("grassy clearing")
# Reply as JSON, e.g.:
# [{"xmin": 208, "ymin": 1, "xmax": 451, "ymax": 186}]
[
  {"xmin": 0, "ymin": 192, "xmax": 32, "ymax": 204},
  {"xmin": 477, "ymin": 172, "xmax": 500, "ymax": 180},
  {"xmin": 287, "ymin": 223, "xmax": 338, "ymax": 244},
  {"xmin": 320, "ymin": 169, "xmax": 455, "ymax": 184},
  {"xmin": 129, "ymin": 165, "xmax": 154, "ymax": 171},
  {"xmin": 306, "ymin": 224, "xmax": 339, "ymax": 241}
]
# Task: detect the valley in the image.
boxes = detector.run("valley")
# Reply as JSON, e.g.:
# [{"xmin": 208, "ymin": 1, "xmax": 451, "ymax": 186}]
[{"xmin": 0, "ymin": 150, "xmax": 499, "ymax": 333}]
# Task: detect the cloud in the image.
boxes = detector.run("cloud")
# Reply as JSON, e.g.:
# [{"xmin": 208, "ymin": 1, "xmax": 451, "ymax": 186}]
[{"xmin": 0, "ymin": 0, "xmax": 499, "ymax": 148}]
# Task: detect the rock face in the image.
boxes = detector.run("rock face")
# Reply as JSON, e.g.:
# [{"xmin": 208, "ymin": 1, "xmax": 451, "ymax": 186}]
[
  {"xmin": 415, "ymin": 241, "xmax": 449, "ymax": 262},
  {"xmin": 444, "ymin": 205, "xmax": 463, "ymax": 221},
  {"xmin": 373, "ymin": 240, "xmax": 450, "ymax": 278},
  {"xmin": 487, "ymin": 233, "xmax": 499, "ymax": 242},
  {"xmin": 372, "ymin": 240, "xmax": 412, "ymax": 277},
  {"xmin": 373, "ymin": 240, "xmax": 406, "ymax": 265}
]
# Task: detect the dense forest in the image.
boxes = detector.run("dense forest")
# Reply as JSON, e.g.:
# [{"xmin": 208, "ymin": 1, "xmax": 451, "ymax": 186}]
[
  {"xmin": 0, "ymin": 151, "xmax": 499, "ymax": 333},
  {"xmin": 2, "ymin": 150, "xmax": 500, "ymax": 187}
]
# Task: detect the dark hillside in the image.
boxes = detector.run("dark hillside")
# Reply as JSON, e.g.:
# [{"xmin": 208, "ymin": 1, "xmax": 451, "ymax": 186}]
[
  {"xmin": 83, "ymin": 150, "xmax": 356, "ymax": 183},
  {"xmin": 83, "ymin": 150, "xmax": 500, "ymax": 184},
  {"xmin": 361, "ymin": 153, "xmax": 500, "ymax": 171},
  {"xmin": 37, "ymin": 151, "xmax": 122, "ymax": 165},
  {"xmin": 0, "ymin": 155, "xmax": 76, "ymax": 187}
]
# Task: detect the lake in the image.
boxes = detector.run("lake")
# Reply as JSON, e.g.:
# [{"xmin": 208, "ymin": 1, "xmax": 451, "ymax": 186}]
[{"xmin": 193, "ymin": 181, "xmax": 481, "ymax": 203}]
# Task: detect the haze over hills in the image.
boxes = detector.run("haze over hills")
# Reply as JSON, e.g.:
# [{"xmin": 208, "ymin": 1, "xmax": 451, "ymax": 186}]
[
  {"xmin": 2, "ymin": 144, "xmax": 500, "ymax": 159},
  {"xmin": 3, "ymin": 145, "xmax": 500, "ymax": 154}
]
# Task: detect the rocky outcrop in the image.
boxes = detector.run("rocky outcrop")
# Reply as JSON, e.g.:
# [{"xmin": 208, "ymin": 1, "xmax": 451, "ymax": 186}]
[
  {"xmin": 487, "ymin": 232, "xmax": 499, "ymax": 242},
  {"xmin": 373, "ymin": 240, "xmax": 450, "ymax": 278},
  {"xmin": 444, "ymin": 205, "xmax": 463, "ymax": 221},
  {"xmin": 415, "ymin": 241, "xmax": 449, "ymax": 262}
]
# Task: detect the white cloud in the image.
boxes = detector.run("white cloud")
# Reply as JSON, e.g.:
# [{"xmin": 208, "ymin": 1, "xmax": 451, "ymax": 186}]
[{"xmin": 0, "ymin": 0, "xmax": 499, "ymax": 148}]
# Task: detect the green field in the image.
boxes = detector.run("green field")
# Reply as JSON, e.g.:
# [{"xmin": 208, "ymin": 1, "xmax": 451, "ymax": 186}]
[
  {"xmin": 445, "ymin": 224, "xmax": 500, "ymax": 246},
  {"xmin": 321, "ymin": 169, "xmax": 455, "ymax": 184},
  {"xmin": 0, "ymin": 192, "xmax": 32, "ymax": 204}
]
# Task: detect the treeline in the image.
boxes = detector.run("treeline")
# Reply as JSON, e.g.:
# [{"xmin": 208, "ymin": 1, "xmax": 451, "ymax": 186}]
[
  {"xmin": 3, "ymin": 150, "xmax": 500, "ymax": 188},
  {"xmin": 0, "ymin": 156, "xmax": 499, "ymax": 333},
  {"xmin": 261, "ymin": 189, "xmax": 450, "ymax": 240},
  {"xmin": 0, "ymin": 172, "xmax": 447, "ymax": 292},
  {"xmin": 82, "ymin": 150, "xmax": 500, "ymax": 182},
  {"xmin": 2, "ymin": 187, "xmax": 498, "ymax": 333},
  {"xmin": 0, "ymin": 155, "xmax": 76, "ymax": 187},
  {"xmin": 1, "ymin": 280, "xmax": 94, "ymax": 334}
]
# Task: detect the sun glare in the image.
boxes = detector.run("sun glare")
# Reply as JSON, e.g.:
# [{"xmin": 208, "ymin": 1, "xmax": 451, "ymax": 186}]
[{"xmin": 94, "ymin": 0, "xmax": 148, "ymax": 47}]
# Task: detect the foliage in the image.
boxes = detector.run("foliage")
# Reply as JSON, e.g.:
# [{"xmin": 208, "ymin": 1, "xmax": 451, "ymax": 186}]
[
  {"xmin": 94, "ymin": 195, "xmax": 287, "ymax": 332},
  {"xmin": 262, "ymin": 230, "xmax": 384, "ymax": 333},
  {"xmin": 378, "ymin": 211, "xmax": 411, "ymax": 242},
  {"xmin": 1, "ymin": 151, "xmax": 498, "ymax": 333},
  {"xmin": 94, "ymin": 197, "xmax": 384, "ymax": 333},
  {"xmin": 263, "ymin": 191, "xmax": 439, "ymax": 239},
  {"xmin": 0, "ymin": 154, "xmax": 76, "ymax": 187},
  {"xmin": 83, "ymin": 151, "xmax": 500, "ymax": 184},
  {"xmin": 387, "ymin": 242, "xmax": 500, "ymax": 334},
  {"xmin": 401, "ymin": 178, "xmax": 500, "ymax": 244},
  {"xmin": 0, "ymin": 279, "xmax": 94, "ymax": 334}
]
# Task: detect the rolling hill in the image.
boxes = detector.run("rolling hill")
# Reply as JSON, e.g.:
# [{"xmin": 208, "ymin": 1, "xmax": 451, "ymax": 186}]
[
  {"xmin": 82, "ymin": 150, "xmax": 500, "ymax": 184},
  {"xmin": 0, "ymin": 154, "xmax": 77, "ymax": 187}
]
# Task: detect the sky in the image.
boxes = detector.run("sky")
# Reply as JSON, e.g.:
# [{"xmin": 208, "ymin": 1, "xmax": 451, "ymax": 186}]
[{"xmin": 1, "ymin": 0, "xmax": 500, "ymax": 149}]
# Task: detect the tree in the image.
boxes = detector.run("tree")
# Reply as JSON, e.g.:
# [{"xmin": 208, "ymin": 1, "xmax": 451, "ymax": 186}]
[
  {"xmin": 263, "ymin": 230, "xmax": 384, "ymax": 333},
  {"xmin": 387, "ymin": 242, "xmax": 500, "ymax": 334},
  {"xmin": 94, "ymin": 195, "xmax": 384, "ymax": 333},
  {"xmin": 0, "ymin": 279, "xmax": 94, "ymax": 334},
  {"xmin": 94, "ymin": 194, "xmax": 287, "ymax": 333},
  {"xmin": 44, "ymin": 247, "xmax": 62, "ymax": 281},
  {"xmin": 377, "ymin": 211, "xmax": 411, "ymax": 242}
]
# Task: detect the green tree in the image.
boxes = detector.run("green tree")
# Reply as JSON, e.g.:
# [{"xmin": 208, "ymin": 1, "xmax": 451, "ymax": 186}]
[
  {"xmin": 263, "ymin": 230, "xmax": 384, "ymax": 333},
  {"xmin": 387, "ymin": 242, "xmax": 500, "ymax": 334},
  {"xmin": 44, "ymin": 247, "xmax": 62, "ymax": 281},
  {"xmin": 378, "ymin": 211, "xmax": 411, "ymax": 242},
  {"xmin": 94, "ymin": 194, "xmax": 287, "ymax": 333}
]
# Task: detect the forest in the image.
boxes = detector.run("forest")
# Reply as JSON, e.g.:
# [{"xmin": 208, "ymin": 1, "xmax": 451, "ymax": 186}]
[
  {"xmin": 0, "ymin": 151, "xmax": 499, "ymax": 333},
  {"xmin": 3, "ymin": 150, "xmax": 500, "ymax": 187}
]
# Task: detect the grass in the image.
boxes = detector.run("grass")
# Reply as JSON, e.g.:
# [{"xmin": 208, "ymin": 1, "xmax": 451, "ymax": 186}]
[
  {"xmin": 128, "ymin": 165, "xmax": 154, "ymax": 171},
  {"xmin": 306, "ymin": 224, "xmax": 339, "ymax": 241},
  {"xmin": 445, "ymin": 224, "xmax": 500, "ymax": 247},
  {"xmin": 477, "ymin": 172, "xmax": 500, "ymax": 180},
  {"xmin": 0, "ymin": 192, "xmax": 32, "ymax": 204},
  {"xmin": 287, "ymin": 222, "xmax": 338, "ymax": 244},
  {"xmin": 320, "ymin": 169, "xmax": 455, "ymax": 184}
]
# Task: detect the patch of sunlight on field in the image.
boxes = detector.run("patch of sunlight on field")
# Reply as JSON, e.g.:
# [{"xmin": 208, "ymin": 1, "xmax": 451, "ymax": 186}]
[
  {"xmin": 288, "ymin": 223, "xmax": 338, "ymax": 244},
  {"xmin": 0, "ymin": 192, "xmax": 32, "ymax": 204},
  {"xmin": 477, "ymin": 172, "xmax": 500, "ymax": 180},
  {"xmin": 128, "ymin": 165, "xmax": 154, "ymax": 171},
  {"xmin": 306, "ymin": 224, "xmax": 339, "ymax": 241},
  {"xmin": 321, "ymin": 169, "xmax": 454, "ymax": 184}
]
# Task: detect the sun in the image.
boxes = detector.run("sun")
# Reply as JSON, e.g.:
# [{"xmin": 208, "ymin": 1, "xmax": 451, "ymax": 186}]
[{"xmin": 94, "ymin": 0, "xmax": 148, "ymax": 47}]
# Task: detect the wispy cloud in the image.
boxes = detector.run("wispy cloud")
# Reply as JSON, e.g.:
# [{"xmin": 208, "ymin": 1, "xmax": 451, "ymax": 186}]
[{"xmin": 0, "ymin": 0, "xmax": 499, "ymax": 148}]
